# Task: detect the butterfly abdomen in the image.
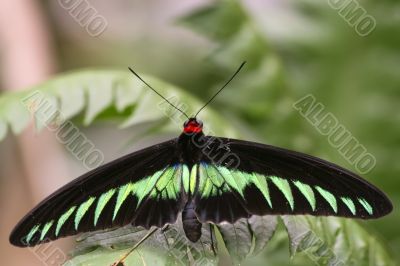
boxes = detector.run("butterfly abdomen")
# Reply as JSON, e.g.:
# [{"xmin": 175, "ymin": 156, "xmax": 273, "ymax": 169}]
[{"xmin": 182, "ymin": 201, "xmax": 202, "ymax": 242}]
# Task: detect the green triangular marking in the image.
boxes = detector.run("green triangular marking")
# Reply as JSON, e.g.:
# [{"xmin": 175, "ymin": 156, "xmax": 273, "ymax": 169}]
[
  {"xmin": 341, "ymin": 197, "xmax": 356, "ymax": 215},
  {"xmin": 204, "ymin": 164, "xmax": 223, "ymax": 188},
  {"xmin": 26, "ymin": 224, "xmax": 40, "ymax": 244},
  {"xmin": 198, "ymin": 164, "xmax": 213, "ymax": 198},
  {"xmin": 190, "ymin": 164, "xmax": 197, "ymax": 194},
  {"xmin": 94, "ymin": 188, "xmax": 116, "ymax": 226},
  {"xmin": 293, "ymin": 180, "xmax": 316, "ymax": 211},
  {"xmin": 132, "ymin": 169, "xmax": 166, "ymax": 210},
  {"xmin": 56, "ymin": 206, "xmax": 76, "ymax": 236},
  {"xmin": 233, "ymin": 171, "xmax": 251, "ymax": 192},
  {"xmin": 74, "ymin": 197, "xmax": 96, "ymax": 230},
  {"xmin": 40, "ymin": 221, "xmax": 54, "ymax": 241},
  {"xmin": 155, "ymin": 167, "xmax": 176, "ymax": 191},
  {"xmin": 182, "ymin": 164, "xmax": 190, "ymax": 193},
  {"xmin": 252, "ymin": 173, "xmax": 272, "ymax": 208},
  {"xmin": 270, "ymin": 176, "xmax": 294, "ymax": 210},
  {"xmin": 172, "ymin": 165, "xmax": 182, "ymax": 194},
  {"xmin": 215, "ymin": 166, "xmax": 244, "ymax": 197},
  {"xmin": 113, "ymin": 183, "xmax": 134, "ymax": 221},
  {"xmin": 358, "ymin": 198, "xmax": 373, "ymax": 215},
  {"xmin": 315, "ymin": 186, "xmax": 337, "ymax": 213}
]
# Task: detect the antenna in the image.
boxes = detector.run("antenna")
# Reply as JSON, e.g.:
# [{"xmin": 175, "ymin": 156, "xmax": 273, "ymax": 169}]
[
  {"xmin": 194, "ymin": 61, "xmax": 246, "ymax": 118},
  {"xmin": 128, "ymin": 67, "xmax": 190, "ymax": 119}
]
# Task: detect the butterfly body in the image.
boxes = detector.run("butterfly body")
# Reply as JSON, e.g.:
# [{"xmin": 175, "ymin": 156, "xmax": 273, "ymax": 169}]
[{"xmin": 182, "ymin": 200, "xmax": 202, "ymax": 242}]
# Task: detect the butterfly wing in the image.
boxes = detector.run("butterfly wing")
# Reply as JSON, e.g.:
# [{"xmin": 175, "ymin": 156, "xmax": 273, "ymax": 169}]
[
  {"xmin": 194, "ymin": 137, "xmax": 392, "ymax": 223},
  {"xmin": 10, "ymin": 138, "xmax": 186, "ymax": 247}
]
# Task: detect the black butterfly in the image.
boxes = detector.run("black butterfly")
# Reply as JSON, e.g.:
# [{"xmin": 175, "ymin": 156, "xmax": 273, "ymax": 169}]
[{"xmin": 10, "ymin": 62, "xmax": 392, "ymax": 250}]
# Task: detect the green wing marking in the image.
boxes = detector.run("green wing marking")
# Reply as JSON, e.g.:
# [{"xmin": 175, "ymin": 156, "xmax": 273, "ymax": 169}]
[
  {"xmin": 151, "ymin": 164, "xmax": 181, "ymax": 200},
  {"xmin": 113, "ymin": 182, "xmax": 135, "ymax": 221},
  {"xmin": 198, "ymin": 163, "xmax": 235, "ymax": 197},
  {"xmin": 315, "ymin": 186, "xmax": 338, "ymax": 213},
  {"xmin": 270, "ymin": 176, "xmax": 294, "ymax": 210},
  {"xmin": 189, "ymin": 164, "xmax": 197, "ymax": 195},
  {"xmin": 251, "ymin": 173, "xmax": 272, "ymax": 208},
  {"xmin": 75, "ymin": 197, "xmax": 96, "ymax": 230},
  {"xmin": 56, "ymin": 206, "xmax": 76, "ymax": 236},
  {"xmin": 182, "ymin": 164, "xmax": 190, "ymax": 193},
  {"xmin": 94, "ymin": 188, "xmax": 116, "ymax": 226},
  {"xmin": 26, "ymin": 224, "xmax": 40, "ymax": 244},
  {"xmin": 358, "ymin": 198, "xmax": 373, "ymax": 215},
  {"xmin": 293, "ymin": 180, "xmax": 316, "ymax": 211},
  {"xmin": 341, "ymin": 197, "xmax": 356, "ymax": 215},
  {"xmin": 40, "ymin": 221, "xmax": 54, "ymax": 241},
  {"xmin": 216, "ymin": 166, "xmax": 246, "ymax": 197}
]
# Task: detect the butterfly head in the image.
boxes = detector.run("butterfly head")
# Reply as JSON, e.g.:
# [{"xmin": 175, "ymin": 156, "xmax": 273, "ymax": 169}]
[{"xmin": 183, "ymin": 118, "xmax": 203, "ymax": 134}]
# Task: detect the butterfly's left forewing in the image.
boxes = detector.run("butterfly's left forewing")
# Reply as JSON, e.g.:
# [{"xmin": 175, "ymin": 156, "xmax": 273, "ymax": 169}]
[
  {"xmin": 194, "ymin": 137, "xmax": 392, "ymax": 223},
  {"xmin": 10, "ymin": 138, "xmax": 185, "ymax": 247}
]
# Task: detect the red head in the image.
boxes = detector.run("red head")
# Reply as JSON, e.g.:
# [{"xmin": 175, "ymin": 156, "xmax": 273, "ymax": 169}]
[{"xmin": 183, "ymin": 118, "xmax": 203, "ymax": 134}]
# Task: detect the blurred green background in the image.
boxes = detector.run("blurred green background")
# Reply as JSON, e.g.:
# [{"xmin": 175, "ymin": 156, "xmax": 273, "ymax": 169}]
[{"xmin": 0, "ymin": 0, "xmax": 398, "ymax": 265}]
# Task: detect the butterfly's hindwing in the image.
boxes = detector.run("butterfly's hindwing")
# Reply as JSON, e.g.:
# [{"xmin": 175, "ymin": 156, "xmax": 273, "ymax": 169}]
[{"xmin": 194, "ymin": 137, "xmax": 392, "ymax": 223}]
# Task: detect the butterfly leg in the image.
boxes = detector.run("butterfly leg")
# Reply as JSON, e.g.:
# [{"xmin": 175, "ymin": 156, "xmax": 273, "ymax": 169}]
[
  {"xmin": 111, "ymin": 227, "xmax": 159, "ymax": 266},
  {"xmin": 160, "ymin": 224, "xmax": 171, "ymax": 248},
  {"xmin": 209, "ymin": 224, "xmax": 217, "ymax": 256},
  {"xmin": 161, "ymin": 224, "xmax": 170, "ymax": 232}
]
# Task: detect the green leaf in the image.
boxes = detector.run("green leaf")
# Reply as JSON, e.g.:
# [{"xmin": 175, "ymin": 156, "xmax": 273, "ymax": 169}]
[
  {"xmin": 55, "ymin": 80, "xmax": 85, "ymax": 119},
  {"xmin": 179, "ymin": 0, "xmax": 247, "ymax": 42},
  {"xmin": 114, "ymin": 75, "xmax": 144, "ymax": 112},
  {"xmin": 83, "ymin": 73, "xmax": 114, "ymax": 125},
  {"xmin": 218, "ymin": 219, "xmax": 252, "ymax": 263},
  {"xmin": 217, "ymin": 215, "xmax": 278, "ymax": 264},
  {"xmin": 249, "ymin": 215, "xmax": 278, "ymax": 256},
  {"xmin": 282, "ymin": 216, "xmax": 394, "ymax": 266},
  {"xmin": 0, "ymin": 93, "xmax": 31, "ymax": 135}
]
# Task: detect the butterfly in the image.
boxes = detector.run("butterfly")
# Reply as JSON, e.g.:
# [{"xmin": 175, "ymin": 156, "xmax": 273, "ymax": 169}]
[{"xmin": 10, "ymin": 62, "xmax": 392, "ymax": 252}]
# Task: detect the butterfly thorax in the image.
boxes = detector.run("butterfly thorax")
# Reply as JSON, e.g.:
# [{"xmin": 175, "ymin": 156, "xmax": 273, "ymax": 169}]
[{"xmin": 178, "ymin": 118, "xmax": 205, "ymax": 166}]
